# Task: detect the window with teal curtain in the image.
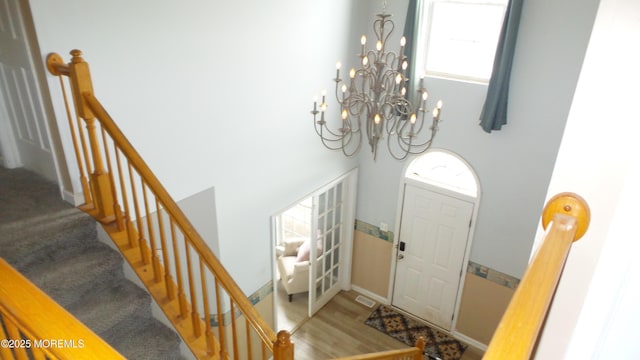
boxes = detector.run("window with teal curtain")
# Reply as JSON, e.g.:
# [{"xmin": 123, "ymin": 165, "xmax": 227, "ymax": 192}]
[
  {"xmin": 479, "ymin": 0, "xmax": 525, "ymax": 133},
  {"xmin": 403, "ymin": 0, "xmax": 422, "ymax": 104}
]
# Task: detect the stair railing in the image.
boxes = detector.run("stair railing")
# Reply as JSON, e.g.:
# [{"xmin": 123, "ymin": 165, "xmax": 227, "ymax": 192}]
[
  {"xmin": 46, "ymin": 50, "xmax": 293, "ymax": 360},
  {"xmin": 0, "ymin": 259, "xmax": 125, "ymax": 360},
  {"xmin": 44, "ymin": 49, "xmax": 591, "ymax": 360},
  {"xmin": 331, "ymin": 337, "xmax": 425, "ymax": 360},
  {"xmin": 483, "ymin": 192, "xmax": 590, "ymax": 359}
]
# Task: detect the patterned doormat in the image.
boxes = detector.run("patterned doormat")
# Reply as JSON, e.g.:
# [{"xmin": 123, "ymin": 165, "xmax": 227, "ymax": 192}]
[{"xmin": 364, "ymin": 305, "xmax": 467, "ymax": 360}]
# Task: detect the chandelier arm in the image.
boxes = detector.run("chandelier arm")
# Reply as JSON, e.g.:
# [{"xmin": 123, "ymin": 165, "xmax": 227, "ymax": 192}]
[{"xmin": 387, "ymin": 132, "xmax": 412, "ymax": 161}]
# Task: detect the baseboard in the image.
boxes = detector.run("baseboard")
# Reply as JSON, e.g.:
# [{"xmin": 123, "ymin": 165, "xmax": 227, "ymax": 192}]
[
  {"xmin": 452, "ymin": 330, "xmax": 488, "ymax": 352},
  {"xmin": 61, "ymin": 188, "xmax": 84, "ymax": 206},
  {"xmin": 351, "ymin": 285, "xmax": 389, "ymax": 305}
]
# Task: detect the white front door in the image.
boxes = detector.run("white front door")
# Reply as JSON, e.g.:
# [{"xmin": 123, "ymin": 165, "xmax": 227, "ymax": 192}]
[
  {"xmin": 308, "ymin": 170, "xmax": 357, "ymax": 316},
  {"xmin": 392, "ymin": 183, "xmax": 473, "ymax": 330},
  {"xmin": 0, "ymin": 0, "xmax": 57, "ymax": 180}
]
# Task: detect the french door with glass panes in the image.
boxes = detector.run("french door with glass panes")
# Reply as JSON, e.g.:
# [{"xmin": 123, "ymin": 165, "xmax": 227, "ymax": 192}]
[{"xmin": 308, "ymin": 170, "xmax": 357, "ymax": 316}]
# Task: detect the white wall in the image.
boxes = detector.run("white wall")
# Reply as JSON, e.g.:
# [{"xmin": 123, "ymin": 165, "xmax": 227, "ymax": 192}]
[
  {"xmin": 353, "ymin": 0, "xmax": 599, "ymax": 278},
  {"xmin": 534, "ymin": 0, "xmax": 640, "ymax": 357},
  {"xmin": 27, "ymin": 0, "xmax": 602, "ymax": 294},
  {"xmin": 27, "ymin": 0, "xmax": 357, "ymax": 294}
]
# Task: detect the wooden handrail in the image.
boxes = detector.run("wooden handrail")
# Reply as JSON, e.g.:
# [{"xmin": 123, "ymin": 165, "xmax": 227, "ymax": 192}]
[
  {"xmin": 0, "ymin": 259, "xmax": 125, "ymax": 360},
  {"xmin": 46, "ymin": 49, "xmax": 290, "ymax": 360},
  {"xmin": 483, "ymin": 192, "xmax": 590, "ymax": 359},
  {"xmin": 81, "ymin": 92, "xmax": 277, "ymax": 347},
  {"xmin": 332, "ymin": 337, "xmax": 425, "ymax": 360}
]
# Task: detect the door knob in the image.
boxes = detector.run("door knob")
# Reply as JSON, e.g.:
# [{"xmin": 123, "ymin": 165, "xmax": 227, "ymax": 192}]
[{"xmin": 398, "ymin": 254, "xmax": 404, "ymax": 260}]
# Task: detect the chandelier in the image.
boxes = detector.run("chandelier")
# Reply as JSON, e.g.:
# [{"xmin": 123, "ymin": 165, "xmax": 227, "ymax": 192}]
[{"xmin": 311, "ymin": 11, "xmax": 443, "ymax": 161}]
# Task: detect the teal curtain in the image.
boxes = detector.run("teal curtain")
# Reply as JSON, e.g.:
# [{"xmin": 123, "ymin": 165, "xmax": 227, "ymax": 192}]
[
  {"xmin": 479, "ymin": 0, "xmax": 525, "ymax": 133},
  {"xmin": 403, "ymin": 0, "xmax": 423, "ymax": 104}
]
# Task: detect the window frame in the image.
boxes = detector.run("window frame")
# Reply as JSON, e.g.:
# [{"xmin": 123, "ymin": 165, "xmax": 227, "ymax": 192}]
[{"xmin": 416, "ymin": 0, "xmax": 508, "ymax": 84}]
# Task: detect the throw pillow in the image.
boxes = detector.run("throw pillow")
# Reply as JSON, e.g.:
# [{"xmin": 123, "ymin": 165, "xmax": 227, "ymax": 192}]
[{"xmin": 296, "ymin": 239, "xmax": 311, "ymax": 262}]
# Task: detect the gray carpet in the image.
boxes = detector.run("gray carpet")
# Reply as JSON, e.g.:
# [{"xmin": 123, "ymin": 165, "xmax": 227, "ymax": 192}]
[{"xmin": 0, "ymin": 166, "xmax": 182, "ymax": 359}]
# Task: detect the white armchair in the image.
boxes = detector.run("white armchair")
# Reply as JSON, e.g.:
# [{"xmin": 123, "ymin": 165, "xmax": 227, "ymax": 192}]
[{"xmin": 276, "ymin": 237, "xmax": 310, "ymax": 302}]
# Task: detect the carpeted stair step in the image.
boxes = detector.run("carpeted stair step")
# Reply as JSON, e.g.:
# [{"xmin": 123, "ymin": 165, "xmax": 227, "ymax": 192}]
[
  {"xmin": 20, "ymin": 242, "xmax": 125, "ymax": 309},
  {"xmin": 0, "ymin": 168, "xmax": 72, "ymax": 224},
  {"xmin": 101, "ymin": 315, "xmax": 182, "ymax": 360},
  {"xmin": 67, "ymin": 280, "xmax": 152, "ymax": 335},
  {"xmin": 0, "ymin": 208, "xmax": 97, "ymax": 272},
  {"xmin": 1, "ymin": 167, "xmax": 184, "ymax": 359}
]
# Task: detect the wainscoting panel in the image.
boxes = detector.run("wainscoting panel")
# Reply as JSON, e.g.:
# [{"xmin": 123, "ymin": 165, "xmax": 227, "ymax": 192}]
[
  {"xmin": 456, "ymin": 273, "xmax": 515, "ymax": 345},
  {"xmin": 351, "ymin": 229, "xmax": 393, "ymax": 299}
]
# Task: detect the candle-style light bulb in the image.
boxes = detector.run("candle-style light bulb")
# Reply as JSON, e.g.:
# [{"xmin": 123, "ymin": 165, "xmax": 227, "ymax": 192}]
[
  {"xmin": 341, "ymin": 109, "xmax": 348, "ymax": 120},
  {"xmin": 336, "ymin": 61, "xmax": 342, "ymax": 69},
  {"xmin": 376, "ymin": 40, "xmax": 383, "ymax": 51},
  {"xmin": 402, "ymin": 60, "xmax": 408, "ymax": 71},
  {"xmin": 362, "ymin": 56, "xmax": 369, "ymax": 66},
  {"xmin": 433, "ymin": 108, "xmax": 439, "ymax": 118},
  {"xmin": 410, "ymin": 113, "xmax": 417, "ymax": 124},
  {"xmin": 395, "ymin": 74, "xmax": 402, "ymax": 84},
  {"xmin": 350, "ymin": 68, "xmax": 356, "ymax": 79},
  {"xmin": 361, "ymin": 35, "xmax": 367, "ymax": 45},
  {"xmin": 401, "ymin": 87, "xmax": 406, "ymax": 96},
  {"xmin": 400, "ymin": 36, "xmax": 406, "ymax": 47},
  {"xmin": 422, "ymin": 92, "xmax": 428, "ymax": 101},
  {"xmin": 437, "ymin": 100, "xmax": 443, "ymax": 109},
  {"xmin": 341, "ymin": 84, "xmax": 347, "ymax": 93},
  {"xmin": 336, "ymin": 61, "xmax": 341, "ymax": 79},
  {"xmin": 374, "ymin": 114, "xmax": 381, "ymax": 124}
]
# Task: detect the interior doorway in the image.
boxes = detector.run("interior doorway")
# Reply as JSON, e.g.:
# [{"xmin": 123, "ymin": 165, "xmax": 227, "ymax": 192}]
[
  {"xmin": 0, "ymin": 0, "xmax": 59, "ymax": 182},
  {"xmin": 391, "ymin": 149, "xmax": 479, "ymax": 331},
  {"xmin": 272, "ymin": 169, "xmax": 358, "ymax": 333}
]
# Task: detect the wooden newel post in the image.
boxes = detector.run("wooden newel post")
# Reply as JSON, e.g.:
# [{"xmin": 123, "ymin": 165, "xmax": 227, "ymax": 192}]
[
  {"xmin": 273, "ymin": 330, "xmax": 294, "ymax": 360},
  {"xmin": 67, "ymin": 50, "xmax": 115, "ymax": 222},
  {"xmin": 413, "ymin": 336, "xmax": 426, "ymax": 360}
]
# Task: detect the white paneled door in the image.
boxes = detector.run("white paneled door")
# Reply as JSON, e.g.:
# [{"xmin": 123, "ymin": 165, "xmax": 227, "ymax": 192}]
[
  {"xmin": 308, "ymin": 170, "xmax": 357, "ymax": 317},
  {"xmin": 0, "ymin": 0, "xmax": 56, "ymax": 179},
  {"xmin": 392, "ymin": 183, "xmax": 473, "ymax": 330}
]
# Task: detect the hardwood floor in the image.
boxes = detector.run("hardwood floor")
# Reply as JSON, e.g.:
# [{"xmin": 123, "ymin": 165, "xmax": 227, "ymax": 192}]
[
  {"xmin": 276, "ymin": 279, "xmax": 309, "ymax": 332},
  {"xmin": 286, "ymin": 290, "xmax": 485, "ymax": 360}
]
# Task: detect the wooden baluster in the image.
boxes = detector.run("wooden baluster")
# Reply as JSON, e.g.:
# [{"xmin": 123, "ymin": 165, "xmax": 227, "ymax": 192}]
[
  {"xmin": 184, "ymin": 241, "xmax": 201, "ymax": 337},
  {"xmin": 115, "ymin": 148, "xmax": 137, "ymax": 248},
  {"xmin": 156, "ymin": 199, "xmax": 174, "ymax": 298},
  {"xmin": 170, "ymin": 219, "xmax": 189, "ymax": 318},
  {"xmin": 129, "ymin": 165, "xmax": 149, "ymax": 264},
  {"xmin": 214, "ymin": 275, "xmax": 227, "ymax": 359},
  {"xmin": 214, "ymin": 278, "xmax": 228, "ymax": 359},
  {"xmin": 200, "ymin": 260, "xmax": 216, "ymax": 356},
  {"xmin": 245, "ymin": 318, "xmax": 253, "ymax": 360},
  {"xmin": 273, "ymin": 330, "xmax": 294, "ymax": 360},
  {"xmin": 67, "ymin": 49, "xmax": 115, "ymax": 221},
  {"xmin": 101, "ymin": 128, "xmax": 125, "ymax": 230},
  {"xmin": 142, "ymin": 182, "xmax": 162, "ymax": 283},
  {"xmin": 0, "ymin": 314, "xmax": 16, "ymax": 360},
  {"xmin": 4, "ymin": 316, "xmax": 28, "ymax": 360},
  {"xmin": 262, "ymin": 342, "xmax": 268, "ymax": 360},
  {"xmin": 31, "ymin": 347, "xmax": 47, "ymax": 360},
  {"xmin": 46, "ymin": 53, "xmax": 92, "ymax": 207},
  {"xmin": 413, "ymin": 337, "xmax": 425, "ymax": 360},
  {"xmin": 76, "ymin": 113, "xmax": 95, "ymax": 206},
  {"xmin": 230, "ymin": 300, "xmax": 239, "ymax": 360}
]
